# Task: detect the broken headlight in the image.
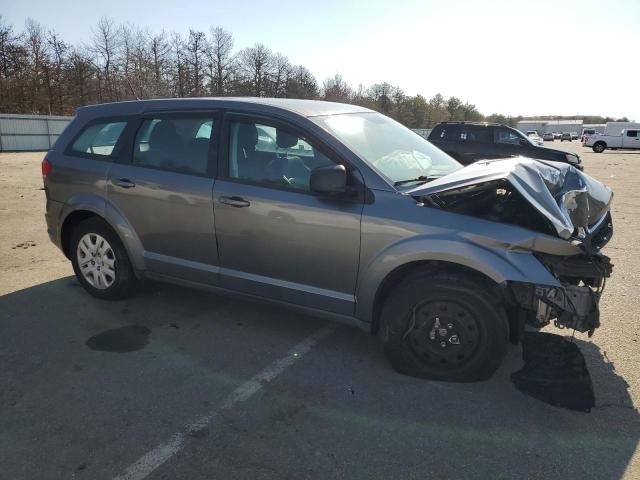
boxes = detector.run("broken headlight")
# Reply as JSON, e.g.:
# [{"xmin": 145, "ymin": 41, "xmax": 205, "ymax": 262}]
[{"xmin": 560, "ymin": 187, "xmax": 590, "ymax": 228}]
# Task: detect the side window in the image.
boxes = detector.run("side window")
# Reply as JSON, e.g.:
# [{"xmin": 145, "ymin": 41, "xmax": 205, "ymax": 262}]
[
  {"xmin": 228, "ymin": 121, "xmax": 334, "ymax": 192},
  {"xmin": 626, "ymin": 130, "xmax": 637, "ymax": 137},
  {"xmin": 468, "ymin": 126, "xmax": 492, "ymax": 143},
  {"xmin": 437, "ymin": 126, "xmax": 460, "ymax": 142},
  {"xmin": 70, "ymin": 121, "xmax": 127, "ymax": 158},
  {"xmin": 493, "ymin": 127, "xmax": 522, "ymax": 145},
  {"xmin": 133, "ymin": 117, "xmax": 213, "ymax": 175}
]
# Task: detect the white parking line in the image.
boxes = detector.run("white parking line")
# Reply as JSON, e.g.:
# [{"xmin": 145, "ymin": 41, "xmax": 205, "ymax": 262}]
[{"xmin": 113, "ymin": 327, "xmax": 334, "ymax": 480}]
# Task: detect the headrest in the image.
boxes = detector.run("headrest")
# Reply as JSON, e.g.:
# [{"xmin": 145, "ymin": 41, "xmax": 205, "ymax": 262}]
[
  {"xmin": 149, "ymin": 121, "xmax": 178, "ymax": 148},
  {"xmin": 237, "ymin": 123, "xmax": 258, "ymax": 148},
  {"xmin": 276, "ymin": 130, "xmax": 298, "ymax": 149}
]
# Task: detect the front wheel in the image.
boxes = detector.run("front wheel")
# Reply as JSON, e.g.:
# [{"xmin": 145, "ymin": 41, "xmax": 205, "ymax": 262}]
[
  {"xmin": 593, "ymin": 142, "xmax": 606, "ymax": 153},
  {"xmin": 379, "ymin": 271, "xmax": 509, "ymax": 382},
  {"xmin": 70, "ymin": 218, "xmax": 137, "ymax": 300}
]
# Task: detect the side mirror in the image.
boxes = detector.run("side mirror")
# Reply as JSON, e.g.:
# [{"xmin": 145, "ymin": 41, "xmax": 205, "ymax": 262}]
[
  {"xmin": 518, "ymin": 138, "xmax": 529, "ymax": 147},
  {"xmin": 310, "ymin": 164, "xmax": 347, "ymax": 194}
]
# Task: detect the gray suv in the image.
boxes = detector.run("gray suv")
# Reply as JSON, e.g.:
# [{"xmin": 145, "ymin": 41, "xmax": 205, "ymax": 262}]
[{"xmin": 43, "ymin": 98, "xmax": 614, "ymax": 382}]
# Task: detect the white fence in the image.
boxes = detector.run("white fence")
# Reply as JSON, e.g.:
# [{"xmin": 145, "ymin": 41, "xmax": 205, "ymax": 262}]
[
  {"xmin": 412, "ymin": 128, "xmax": 432, "ymax": 139},
  {"xmin": 0, "ymin": 114, "xmax": 73, "ymax": 152}
]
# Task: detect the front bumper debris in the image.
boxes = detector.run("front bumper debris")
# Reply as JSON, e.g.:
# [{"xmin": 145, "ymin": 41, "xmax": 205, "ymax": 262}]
[
  {"xmin": 535, "ymin": 284, "xmax": 601, "ymax": 333},
  {"xmin": 509, "ymin": 253, "xmax": 613, "ymax": 336}
]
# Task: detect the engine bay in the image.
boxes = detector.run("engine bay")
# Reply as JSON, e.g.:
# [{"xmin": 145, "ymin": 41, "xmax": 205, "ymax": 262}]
[{"xmin": 420, "ymin": 179, "xmax": 557, "ymax": 237}]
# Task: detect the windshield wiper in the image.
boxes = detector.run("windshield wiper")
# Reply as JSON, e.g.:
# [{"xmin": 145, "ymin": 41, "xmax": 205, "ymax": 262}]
[{"xmin": 393, "ymin": 175, "xmax": 441, "ymax": 187}]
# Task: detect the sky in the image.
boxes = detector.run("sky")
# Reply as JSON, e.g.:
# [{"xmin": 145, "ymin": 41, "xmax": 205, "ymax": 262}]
[{"xmin": 2, "ymin": 0, "xmax": 639, "ymax": 120}]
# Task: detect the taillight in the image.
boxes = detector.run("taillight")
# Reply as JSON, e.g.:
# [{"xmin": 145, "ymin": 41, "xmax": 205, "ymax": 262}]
[{"xmin": 41, "ymin": 157, "xmax": 52, "ymax": 182}]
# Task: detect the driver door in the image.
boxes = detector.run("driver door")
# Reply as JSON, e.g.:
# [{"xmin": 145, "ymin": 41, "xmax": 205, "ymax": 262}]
[{"xmin": 212, "ymin": 114, "xmax": 363, "ymax": 315}]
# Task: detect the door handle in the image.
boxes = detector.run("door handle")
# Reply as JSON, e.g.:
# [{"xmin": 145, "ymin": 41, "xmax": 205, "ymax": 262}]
[
  {"xmin": 220, "ymin": 196, "xmax": 250, "ymax": 208},
  {"xmin": 115, "ymin": 178, "xmax": 136, "ymax": 189}
]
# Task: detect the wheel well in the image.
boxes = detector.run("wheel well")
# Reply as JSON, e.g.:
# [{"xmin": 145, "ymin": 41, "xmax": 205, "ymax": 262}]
[
  {"xmin": 60, "ymin": 210, "xmax": 100, "ymax": 258},
  {"xmin": 369, "ymin": 260, "xmax": 505, "ymax": 336}
]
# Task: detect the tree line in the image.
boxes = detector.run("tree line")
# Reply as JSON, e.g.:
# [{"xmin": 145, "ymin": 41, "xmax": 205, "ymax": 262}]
[{"xmin": 0, "ymin": 16, "xmax": 630, "ymax": 128}]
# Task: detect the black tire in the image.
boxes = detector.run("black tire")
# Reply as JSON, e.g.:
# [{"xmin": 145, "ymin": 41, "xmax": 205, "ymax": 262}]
[
  {"xmin": 593, "ymin": 142, "xmax": 606, "ymax": 153},
  {"xmin": 379, "ymin": 270, "xmax": 509, "ymax": 382},
  {"xmin": 70, "ymin": 217, "xmax": 136, "ymax": 300}
]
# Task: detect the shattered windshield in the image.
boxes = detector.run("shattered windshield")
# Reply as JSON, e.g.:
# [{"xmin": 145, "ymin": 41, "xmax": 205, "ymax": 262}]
[{"xmin": 313, "ymin": 112, "xmax": 462, "ymax": 186}]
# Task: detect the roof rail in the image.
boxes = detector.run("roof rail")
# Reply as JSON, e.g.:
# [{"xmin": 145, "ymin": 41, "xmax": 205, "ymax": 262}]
[{"xmin": 438, "ymin": 121, "xmax": 505, "ymax": 127}]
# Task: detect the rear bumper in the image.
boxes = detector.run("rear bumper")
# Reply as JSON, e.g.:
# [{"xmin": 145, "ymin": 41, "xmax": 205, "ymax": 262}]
[{"xmin": 45, "ymin": 198, "xmax": 64, "ymax": 250}]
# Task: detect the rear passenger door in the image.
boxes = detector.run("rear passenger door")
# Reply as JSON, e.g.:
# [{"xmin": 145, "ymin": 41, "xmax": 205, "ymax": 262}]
[
  {"xmin": 212, "ymin": 114, "xmax": 363, "ymax": 315},
  {"xmin": 107, "ymin": 112, "xmax": 220, "ymax": 284}
]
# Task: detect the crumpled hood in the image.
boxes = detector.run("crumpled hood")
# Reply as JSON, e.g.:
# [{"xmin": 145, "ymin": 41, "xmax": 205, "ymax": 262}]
[{"xmin": 407, "ymin": 157, "xmax": 613, "ymax": 239}]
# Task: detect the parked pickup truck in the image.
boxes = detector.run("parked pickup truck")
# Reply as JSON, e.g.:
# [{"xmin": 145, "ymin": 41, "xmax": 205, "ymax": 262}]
[{"xmin": 585, "ymin": 129, "xmax": 640, "ymax": 153}]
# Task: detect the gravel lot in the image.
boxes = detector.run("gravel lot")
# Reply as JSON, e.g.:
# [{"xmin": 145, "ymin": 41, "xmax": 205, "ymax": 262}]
[{"xmin": 1, "ymin": 145, "xmax": 638, "ymax": 480}]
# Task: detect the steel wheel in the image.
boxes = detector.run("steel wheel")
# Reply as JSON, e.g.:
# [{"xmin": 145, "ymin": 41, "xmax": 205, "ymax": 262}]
[
  {"xmin": 379, "ymin": 270, "xmax": 509, "ymax": 381},
  {"xmin": 405, "ymin": 300, "xmax": 480, "ymax": 369},
  {"xmin": 76, "ymin": 233, "xmax": 116, "ymax": 289}
]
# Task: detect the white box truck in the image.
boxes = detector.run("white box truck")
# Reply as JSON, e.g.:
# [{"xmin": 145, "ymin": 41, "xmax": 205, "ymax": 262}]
[{"xmin": 604, "ymin": 122, "xmax": 640, "ymax": 136}]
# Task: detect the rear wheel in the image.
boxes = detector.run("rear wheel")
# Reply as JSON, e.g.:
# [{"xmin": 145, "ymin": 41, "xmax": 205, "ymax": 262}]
[
  {"xmin": 379, "ymin": 271, "xmax": 509, "ymax": 382},
  {"xmin": 593, "ymin": 142, "xmax": 606, "ymax": 153},
  {"xmin": 70, "ymin": 218, "xmax": 136, "ymax": 300}
]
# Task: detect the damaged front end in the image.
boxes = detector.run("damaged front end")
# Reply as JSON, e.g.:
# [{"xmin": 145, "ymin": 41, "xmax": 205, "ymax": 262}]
[
  {"xmin": 408, "ymin": 157, "xmax": 614, "ymax": 336},
  {"xmin": 509, "ymin": 252, "xmax": 613, "ymax": 335}
]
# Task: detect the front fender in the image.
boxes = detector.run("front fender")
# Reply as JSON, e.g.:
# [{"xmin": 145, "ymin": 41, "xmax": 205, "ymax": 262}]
[{"xmin": 355, "ymin": 234, "xmax": 560, "ymax": 323}]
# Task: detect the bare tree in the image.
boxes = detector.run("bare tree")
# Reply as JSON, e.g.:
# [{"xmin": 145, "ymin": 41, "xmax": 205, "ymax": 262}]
[
  {"xmin": 369, "ymin": 82, "xmax": 401, "ymax": 114},
  {"xmin": 427, "ymin": 93, "xmax": 450, "ymax": 126},
  {"xmin": 286, "ymin": 65, "xmax": 318, "ymax": 99},
  {"xmin": 207, "ymin": 27, "xmax": 234, "ymax": 96},
  {"xmin": 24, "ymin": 18, "xmax": 47, "ymax": 112},
  {"xmin": 120, "ymin": 24, "xmax": 135, "ymax": 98},
  {"xmin": 148, "ymin": 30, "xmax": 169, "ymax": 96},
  {"xmin": 0, "ymin": 16, "xmax": 29, "ymax": 112},
  {"xmin": 169, "ymin": 32, "xmax": 186, "ymax": 97},
  {"xmin": 268, "ymin": 53, "xmax": 291, "ymax": 97},
  {"xmin": 91, "ymin": 17, "xmax": 119, "ymax": 101},
  {"xmin": 186, "ymin": 29, "xmax": 207, "ymax": 96},
  {"xmin": 0, "ymin": 16, "xmax": 520, "ymax": 130},
  {"xmin": 67, "ymin": 46, "xmax": 95, "ymax": 107},
  {"xmin": 237, "ymin": 43, "xmax": 271, "ymax": 96},
  {"xmin": 322, "ymin": 73, "xmax": 351, "ymax": 103},
  {"xmin": 46, "ymin": 30, "xmax": 68, "ymax": 114}
]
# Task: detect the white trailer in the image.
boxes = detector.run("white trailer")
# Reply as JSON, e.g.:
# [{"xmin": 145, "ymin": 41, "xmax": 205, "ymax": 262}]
[{"xmin": 604, "ymin": 122, "xmax": 640, "ymax": 136}]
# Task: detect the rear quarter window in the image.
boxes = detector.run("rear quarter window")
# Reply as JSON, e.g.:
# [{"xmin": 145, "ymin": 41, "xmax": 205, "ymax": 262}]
[
  {"xmin": 434, "ymin": 125, "xmax": 461, "ymax": 142},
  {"xmin": 68, "ymin": 120, "xmax": 128, "ymax": 158}
]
